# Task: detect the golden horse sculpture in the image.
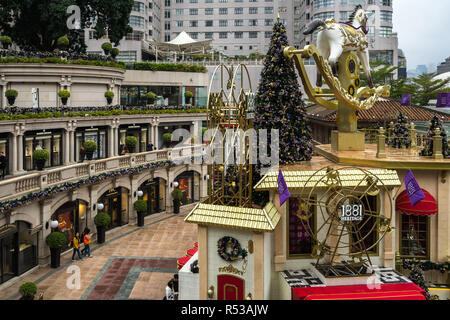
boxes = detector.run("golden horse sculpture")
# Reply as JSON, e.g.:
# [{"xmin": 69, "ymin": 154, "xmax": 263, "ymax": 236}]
[{"xmin": 284, "ymin": 5, "xmax": 390, "ymax": 150}]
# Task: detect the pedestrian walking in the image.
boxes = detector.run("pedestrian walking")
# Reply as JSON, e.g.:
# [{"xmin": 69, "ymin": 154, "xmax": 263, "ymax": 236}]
[
  {"xmin": 81, "ymin": 228, "xmax": 93, "ymax": 258},
  {"xmin": 164, "ymin": 279, "xmax": 175, "ymax": 300},
  {"xmin": 71, "ymin": 232, "xmax": 83, "ymax": 261}
]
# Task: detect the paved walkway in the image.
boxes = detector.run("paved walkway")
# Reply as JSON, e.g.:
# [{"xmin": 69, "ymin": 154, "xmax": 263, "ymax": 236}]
[{"xmin": 0, "ymin": 205, "xmax": 198, "ymax": 300}]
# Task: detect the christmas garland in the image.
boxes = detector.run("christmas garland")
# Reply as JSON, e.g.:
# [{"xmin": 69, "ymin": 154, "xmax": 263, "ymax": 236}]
[
  {"xmin": 217, "ymin": 236, "xmax": 248, "ymax": 262},
  {"xmin": 0, "ymin": 160, "xmax": 175, "ymax": 214},
  {"xmin": 402, "ymin": 260, "xmax": 449, "ymax": 274}
]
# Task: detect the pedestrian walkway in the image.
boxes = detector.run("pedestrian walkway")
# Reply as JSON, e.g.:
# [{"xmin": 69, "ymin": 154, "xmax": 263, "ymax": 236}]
[{"xmin": 0, "ymin": 205, "xmax": 197, "ymax": 300}]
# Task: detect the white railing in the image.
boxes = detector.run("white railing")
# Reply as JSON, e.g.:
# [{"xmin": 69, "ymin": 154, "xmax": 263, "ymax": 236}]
[{"xmin": 0, "ymin": 145, "xmax": 206, "ymax": 203}]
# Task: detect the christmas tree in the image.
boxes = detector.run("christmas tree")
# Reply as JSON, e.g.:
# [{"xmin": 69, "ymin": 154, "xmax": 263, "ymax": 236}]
[
  {"xmin": 420, "ymin": 116, "xmax": 449, "ymax": 157},
  {"xmin": 390, "ymin": 112, "xmax": 411, "ymax": 148},
  {"xmin": 254, "ymin": 18, "xmax": 313, "ymax": 165}
]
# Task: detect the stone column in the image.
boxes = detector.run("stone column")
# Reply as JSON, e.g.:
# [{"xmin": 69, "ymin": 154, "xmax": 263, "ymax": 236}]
[
  {"xmin": 69, "ymin": 130, "xmax": 75, "ymax": 163},
  {"xmin": 17, "ymin": 132, "xmax": 24, "ymax": 172},
  {"xmin": 108, "ymin": 125, "xmax": 115, "ymax": 158},
  {"xmin": 63, "ymin": 129, "xmax": 70, "ymax": 165},
  {"xmin": 10, "ymin": 133, "xmax": 17, "ymax": 174},
  {"xmin": 166, "ymin": 168, "xmax": 175, "ymax": 213},
  {"xmin": 39, "ymin": 199, "xmax": 53, "ymax": 266}
]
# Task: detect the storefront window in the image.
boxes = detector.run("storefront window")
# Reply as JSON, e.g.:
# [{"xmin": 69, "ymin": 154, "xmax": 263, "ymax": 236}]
[
  {"xmin": 288, "ymin": 198, "xmax": 315, "ymax": 257},
  {"xmin": 75, "ymin": 127, "xmax": 108, "ymax": 162},
  {"xmin": 52, "ymin": 200, "xmax": 87, "ymax": 251},
  {"xmin": 400, "ymin": 214, "xmax": 429, "ymax": 259},
  {"xmin": 120, "ymin": 86, "xmax": 181, "ymax": 106},
  {"xmin": 0, "ymin": 224, "xmax": 17, "ymax": 284},
  {"xmin": 138, "ymin": 178, "xmax": 166, "ymax": 216},
  {"xmin": 98, "ymin": 187, "xmax": 129, "ymax": 230},
  {"xmin": 16, "ymin": 221, "xmax": 38, "ymax": 275},
  {"xmin": 175, "ymin": 171, "xmax": 201, "ymax": 205},
  {"xmin": 0, "ymin": 134, "xmax": 9, "ymax": 176},
  {"xmin": 24, "ymin": 130, "xmax": 62, "ymax": 170},
  {"xmin": 119, "ymin": 125, "xmax": 148, "ymax": 154}
]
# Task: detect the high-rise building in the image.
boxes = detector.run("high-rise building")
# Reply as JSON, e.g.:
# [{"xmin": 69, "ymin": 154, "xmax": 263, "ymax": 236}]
[
  {"xmin": 85, "ymin": 0, "xmax": 163, "ymax": 63},
  {"xmin": 85, "ymin": 0, "xmax": 399, "ymax": 69},
  {"xmin": 291, "ymin": 0, "xmax": 399, "ymax": 78}
]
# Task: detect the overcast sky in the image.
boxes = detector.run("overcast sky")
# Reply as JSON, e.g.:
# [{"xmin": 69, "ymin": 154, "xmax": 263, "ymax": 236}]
[{"xmin": 393, "ymin": 0, "xmax": 450, "ymax": 70}]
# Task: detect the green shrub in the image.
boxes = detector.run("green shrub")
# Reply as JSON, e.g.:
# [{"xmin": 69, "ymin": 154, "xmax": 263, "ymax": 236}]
[
  {"xmin": 45, "ymin": 231, "xmax": 66, "ymax": 249},
  {"xmin": 94, "ymin": 211, "xmax": 111, "ymax": 228},
  {"xmin": 163, "ymin": 133, "xmax": 172, "ymax": 144},
  {"xmin": 5, "ymin": 89, "xmax": 18, "ymax": 98},
  {"xmin": 125, "ymin": 136, "xmax": 138, "ymax": 147},
  {"xmin": 33, "ymin": 148, "xmax": 50, "ymax": 161},
  {"xmin": 101, "ymin": 42, "xmax": 113, "ymax": 53},
  {"xmin": 83, "ymin": 140, "xmax": 98, "ymax": 152},
  {"xmin": 19, "ymin": 282, "xmax": 37, "ymax": 297},
  {"xmin": 58, "ymin": 90, "xmax": 71, "ymax": 98},
  {"xmin": 146, "ymin": 91, "xmax": 156, "ymax": 100},
  {"xmin": 111, "ymin": 48, "xmax": 120, "ymax": 58},
  {"xmin": 133, "ymin": 200, "xmax": 147, "ymax": 213},
  {"xmin": 104, "ymin": 90, "xmax": 115, "ymax": 99},
  {"xmin": 184, "ymin": 91, "xmax": 193, "ymax": 98},
  {"xmin": 0, "ymin": 36, "xmax": 12, "ymax": 44},
  {"xmin": 0, "ymin": 57, "xmax": 126, "ymax": 69},
  {"xmin": 57, "ymin": 36, "xmax": 69, "ymax": 47},
  {"xmin": 171, "ymin": 188, "xmax": 184, "ymax": 200},
  {"xmin": 133, "ymin": 62, "xmax": 207, "ymax": 73}
]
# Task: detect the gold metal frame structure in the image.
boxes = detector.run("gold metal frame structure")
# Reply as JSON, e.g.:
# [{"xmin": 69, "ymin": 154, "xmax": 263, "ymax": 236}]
[
  {"xmin": 299, "ymin": 166, "xmax": 393, "ymax": 277},
  {"xmin": 206, "ymin": 63, "xmax": 255, "ymax": 207}
]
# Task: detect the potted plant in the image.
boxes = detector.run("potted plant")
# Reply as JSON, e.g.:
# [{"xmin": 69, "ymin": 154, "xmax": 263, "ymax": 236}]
[
  {"xmin": 171, "ymin": 188, "xmax": 183, "ymax": 214},
  {"xmin": 83, "ymin": 140, "xmax": 97, "ymax": 160},
  {"xmin": 19, "ymin": 282, "xmax": 37, "ymax": 300},
  {"xmin": 163, "ymin": 133, "xmax": 172, "ymax": 148},
  {"xmin": 45, "ymin": 231, "xmax": 66, "ymax": 268},
  {"xmin": 5, "ymin": 89, "xmax": 18, "ymax": 106},
  {"xmin": 184, "ymin": 91, "xmax": 193, "ymax": 105},
  {"xmin": 101, "ymin": 42, "xmax": 113, "ymax": 55},
  {"xmin": 33, "ymin": 148, "xmax": 49, "ymax": 171},
  {"xmin": 0, "ymin": 35, "xmax": 12, "ymax": 49},
  {"xmin": 111, "ymin": 47, "xmax": 120, "ymax": 59},
  {"xmin": 94, "ymin": 211, "xmax": 111, "ymax": 244},
  {"xmin": 57, "ymin": 35, "xmax": 69, "ymax": 50},
  {"xmin": 146, "ymin": 91, "xmax": 156, "ymax": 105},
  {"xmin": 58, "ymin": 89, "xmax": 71, "ymax": 106},
  {"xmin": 104, "ymin": 90, "xmax": 114, "ymax": 105},
  {"xmin": 125, "ymin": 136, "xmax": 138, "ymax": 153},
  {"xmin": 134, "ymin": 200, "xmax": 147, "ymax": 227}
]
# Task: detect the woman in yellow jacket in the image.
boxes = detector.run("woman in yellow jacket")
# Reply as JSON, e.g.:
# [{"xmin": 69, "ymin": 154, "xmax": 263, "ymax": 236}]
[{"xmin": 71, "ymin": 232, "xmax": 83, "ymax": 261}]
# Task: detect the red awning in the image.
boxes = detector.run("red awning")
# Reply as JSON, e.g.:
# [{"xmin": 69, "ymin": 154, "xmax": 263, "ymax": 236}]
[
  {"xmin": 177, "ymin": 256, "xmax": 191, "ymax": 270},
  {"xmin": 293, "ymin": 283, "xmax": 426, "ymax": 300},
  {"xmin": 396, "ymin": 189, "xmax": 438, "ymax": 216},
  {"xmin": 186, "ymin": 248, "xmax": 198, "ymax": 257}
]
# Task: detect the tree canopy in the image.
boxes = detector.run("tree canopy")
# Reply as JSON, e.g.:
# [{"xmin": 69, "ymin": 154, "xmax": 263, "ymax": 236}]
[{"xmin": 0, "ymin": 0, "xmax": 133, "ymax": 52}]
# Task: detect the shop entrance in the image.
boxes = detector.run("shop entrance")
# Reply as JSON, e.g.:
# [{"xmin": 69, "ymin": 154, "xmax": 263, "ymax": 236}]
[
  {"xmin": 217, "ymin": 275, "xmax": 245, "ymax": 300},
  {"xmin": 99, "ymin": 187, "xmax": 129, "ymax": 230},
  {"xmin": 138, "ymin": 178, "xmax": 166, "ymax": 216},
  {"xmin": 0, "ymin": 224, "xmax": 18, "ymax": 284},
  {"xmin": 52, "ymin": 200, "xmax": 87, "ymax": 252}
]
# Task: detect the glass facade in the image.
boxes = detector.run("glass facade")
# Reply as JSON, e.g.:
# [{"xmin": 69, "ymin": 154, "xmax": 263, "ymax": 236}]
[
  {"xmin": 175, "ymin": 171, "xmax": 200, "ymax": 205},
  {"xmin": 98, "ymin": 187, "xmax": 130, "ymax": 230},
  {"xmin": 24, "ymin": 130, "xmax": 62, "ymax": 171},
  {"xmin": 138, "ymin": 178, "xmax": 166, "ymax": 216},
  {"xmin": 0, "ymin": 133, "xmax": 9, "ymax": 176},
  {"xmin": 119, "ymin": 124, "xmax": 148, "ymax": 154},
  {"xmin": 120, "ymin": 86, "xmax": 181, "ymax": 106}
]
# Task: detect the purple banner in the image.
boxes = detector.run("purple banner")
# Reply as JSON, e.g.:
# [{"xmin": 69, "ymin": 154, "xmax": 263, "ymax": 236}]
[
  {"xmin": 401, "ymin": 94, "xmax": 411, "ymax": 106},
  {"xmin": 404, "ymin": 170, "xmax": 425, "ymax": 206},
  {"xmin": 436, "ymin": 92, "xmax": 450, "ymax": 108},
  {"xmin": 278, "ymin": 170, "xmax": 291, "ymax": 207}
]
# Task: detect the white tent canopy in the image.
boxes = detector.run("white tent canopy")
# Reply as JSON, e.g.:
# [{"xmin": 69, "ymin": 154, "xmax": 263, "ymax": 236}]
[{"xmin": 147, "ymin": 31, "xmax": 212, "ymax": 61}]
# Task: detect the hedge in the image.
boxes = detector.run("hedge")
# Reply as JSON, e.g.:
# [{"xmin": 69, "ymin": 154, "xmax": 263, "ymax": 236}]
[
  {"xmin": 133, "ymin": 62, "xmax": 207, "ymax": 73},
  {"xmin": 0, "ymin": 57, "xmax": 126, "ymax": 69}
]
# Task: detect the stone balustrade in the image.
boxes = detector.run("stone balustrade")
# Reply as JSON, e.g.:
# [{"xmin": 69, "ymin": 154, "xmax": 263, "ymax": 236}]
[{"xmin": 0, "ymin": 144, "xmax": 205, "ymax": 202}]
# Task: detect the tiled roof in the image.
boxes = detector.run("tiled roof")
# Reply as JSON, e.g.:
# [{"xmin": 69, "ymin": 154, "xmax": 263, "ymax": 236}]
[
  {"xmin": 254, "ymin": 169, "xmax": 401, "ymax": 190},
  {"xmin": 306, "ymin": 98, "xmax": 450, "ymax": 122},
  {"xmin": 184, "ymin": 202, "xmax": 280, "ymax": 232}
]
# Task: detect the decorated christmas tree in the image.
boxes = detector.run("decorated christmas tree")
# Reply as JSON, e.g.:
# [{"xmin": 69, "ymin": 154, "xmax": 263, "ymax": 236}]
[
  {"xmin": 420, "ymin": 116, "xmax": 449, "ymax": 157},
  {"xmin": 390, "ymin": 112, "xmax": 411, "ymax": 148},
  {"xmin": 254, "ymin": 18, "xmax": 313, "ymax": 165}
]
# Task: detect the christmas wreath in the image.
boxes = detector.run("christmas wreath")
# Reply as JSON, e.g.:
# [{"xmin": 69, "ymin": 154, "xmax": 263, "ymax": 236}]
[
  {"xmin": 217, "ymin": 236, "xmax": 248, "ymax": 262},
  {"xmin": 190, "ymin": 260, "xmax": 199, "ymax": 273}
]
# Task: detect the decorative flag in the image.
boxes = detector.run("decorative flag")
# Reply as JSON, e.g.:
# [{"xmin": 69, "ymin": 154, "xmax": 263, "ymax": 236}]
[
  {"xmin": 404, "ymin": 170, "xmax": 425, "ymax": 206},
  {"xmin": 401, "ymin": 94, "xmax": 411, "ymax": 106},
  {"xmin": 436, "ymin": 92, "xmax": 450, "ymax": 108},
  {"xmin": 278, "ymin": 170, "xmax": 291, "ymax": 206}
]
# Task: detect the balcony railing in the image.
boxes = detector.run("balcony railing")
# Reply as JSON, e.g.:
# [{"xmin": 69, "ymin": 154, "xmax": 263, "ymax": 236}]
[{"xmin": 0, "ymin": 144, "xmax": 206, "ymax": 203}]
